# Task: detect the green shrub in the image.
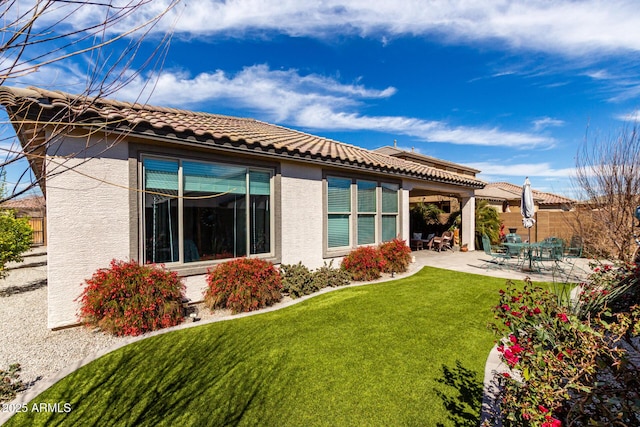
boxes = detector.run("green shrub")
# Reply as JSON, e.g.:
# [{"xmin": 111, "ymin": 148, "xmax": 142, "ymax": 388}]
[
  {"xmin": 281, "ymin": 262, "xmax": 318, "ymax": 298},
  {"xmin": 0, "ymin": 364, "xmax": 25, "ymax": 403},
  {"xmin": 379, "ymin": 238, "xmax": 412, "ymax": 273},
  {"xmin": 205, "ymin": 258, "xmax": 282, "ymax": 313},
  {"xmin": 0, "ymin": 210, "xmax": 33, "ymax": 278},
  {"xmin": 312, "ymin": 260, "xmax": 351, "ymax": 288},
  {"xmin": 341, "ymin": 246, "xmax": 386, "ymax": 281},
  {"xmin": 281, "ymin": 261, "xmax": 351, "ymax": 298},
  {"xmin": 78, "ymin": 260, "xmax": 185, "ymax": 336}
]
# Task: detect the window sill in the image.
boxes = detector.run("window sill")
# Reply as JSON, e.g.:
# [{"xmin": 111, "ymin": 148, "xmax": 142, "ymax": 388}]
[
  {"xmin": 169, "ymin": 255, "xmax": 281, "ymax": 277},
  {"xmin": 324, "ymin": 248, "xmax": 352, "ymax": 258}
]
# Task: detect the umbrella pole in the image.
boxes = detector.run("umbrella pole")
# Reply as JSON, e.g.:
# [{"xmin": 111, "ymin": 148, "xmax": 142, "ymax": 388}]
[{"xmin": 528, "ymin": 228, "xmax": 532, "ymax": 270}]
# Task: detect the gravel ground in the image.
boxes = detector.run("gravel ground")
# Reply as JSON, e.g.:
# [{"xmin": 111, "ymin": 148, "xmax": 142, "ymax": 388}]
[{"xmin": 0, "ymin": 257, "xmax": 124, "ymax": 387}]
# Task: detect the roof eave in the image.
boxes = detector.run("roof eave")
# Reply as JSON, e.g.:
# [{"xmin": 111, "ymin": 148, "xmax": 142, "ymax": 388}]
[{"xmin": 120, "ymin": 126, "xmax": 485, "ymax": 189}]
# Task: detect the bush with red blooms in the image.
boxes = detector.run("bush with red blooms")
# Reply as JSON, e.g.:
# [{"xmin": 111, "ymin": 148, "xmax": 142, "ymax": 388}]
[
  {"xmin": 379, "ymin": 238, "xmax": 412, "ymax": 274},
  {"xmin": 341, "ymin": 245, "xmax": 386, "ymax": 281},
  {"xmin": 78, "ymin": 259, "xmax": 185, "ymax": 336},
  {"xmin": 488, "ymin": 274, "xmax": 639, "ymax": 427},
  {"xmin": 204, "ymin": 258, "xmax": 282, "ymax": 314}
]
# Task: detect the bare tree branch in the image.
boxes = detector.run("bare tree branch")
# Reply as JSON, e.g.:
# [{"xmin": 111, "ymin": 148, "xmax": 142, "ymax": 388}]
[
  {"xmin": 572, "ymin": 123, "xmax": 640, "ymax": 261},
  {"xmin": 0, "ymin": 0, "xmax": 181, "ymax": 201}
]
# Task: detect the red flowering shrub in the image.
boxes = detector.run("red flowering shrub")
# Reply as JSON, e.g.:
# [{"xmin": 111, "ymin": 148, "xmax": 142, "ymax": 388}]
[
  {"xmin": 490, "ymin": 279, "xmax": 639, "ymax": 427},
  {"xmin": 204, "ymin": 258, "xmax": 282, "ymax": 314},
  {"xmin": 341, "ymin": 246, "xmax": 386, "ymax": 281},
  {"xmin": 379, "ymin": 238, "xmax": 412, "ymax": 273},
  {"xmin": 78, "ymin": 260, "xmax": 185, "ymax": 336}
]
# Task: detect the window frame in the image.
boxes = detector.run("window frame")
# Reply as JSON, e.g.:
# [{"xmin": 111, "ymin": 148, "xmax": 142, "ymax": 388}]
[
  {"xmin": 356, "ymin": 179, "xmax": 377, "ymax": 245},
  {"xmin": 326, "ymin": 176, "xmax": 353, "ymax": 249},
  {"xmin": 381, "ymin": 182, "xmax": 400, "ymax": 242},
  {"xmin": 324, "ymin": 174, "xmax": 401, "ymax": 255},
  {"xmin": 141, "ymin": 154, "xmax": 275, "ymax": 266}
]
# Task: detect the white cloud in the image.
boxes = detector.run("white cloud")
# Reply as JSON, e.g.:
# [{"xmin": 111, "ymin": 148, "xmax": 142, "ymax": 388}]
[
  {"xmin": 468, "ymin": 161, "xmax": 576, "ymax": 179},
  {"xmin": 117, "ymin": 65, "xmax": 393, "ymax": 122},
  {"xmin": 532, "ymin": 117, "xmax": 564, "ymax": 131},
  {"xmin": 584, "ymin": 69, "xmax": 613, "ymax": 80},
  {"xmin": 25, "ymin": 1, "xmax": 640, "ymax": 57},
  {"xmin": 115, "ymin": 65, "xmax": 555, "ymax": 148},
  {"xmin": 615, "ymin": 110, "xmax": 640, "ymax": 122}
]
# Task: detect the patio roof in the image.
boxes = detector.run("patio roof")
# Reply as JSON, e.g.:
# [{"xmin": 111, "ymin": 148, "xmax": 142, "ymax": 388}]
[{"xmin": 0, "ymin": 86, "xmax": 486, "ymax": 194}]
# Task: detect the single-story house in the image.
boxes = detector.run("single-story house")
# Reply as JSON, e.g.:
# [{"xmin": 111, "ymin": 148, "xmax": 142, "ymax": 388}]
[{"xmin": 0, "ymin": 86, "xmax": 485, "ymax": 329}]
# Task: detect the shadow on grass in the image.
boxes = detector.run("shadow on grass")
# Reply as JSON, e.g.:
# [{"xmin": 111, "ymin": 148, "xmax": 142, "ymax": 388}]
[
  {"xmin": 6, "ymin": 323, "xmax": 291, "ymax": 426},
  {"xmin": 434, "ymin": 360, "xmax": 483, "ymax": 427}
]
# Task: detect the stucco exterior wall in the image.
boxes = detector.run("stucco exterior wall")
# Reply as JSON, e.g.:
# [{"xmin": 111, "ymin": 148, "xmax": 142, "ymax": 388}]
[
  {"xmin": 401, "ymin": 188, "xmax": 410, "ymax": 243},
  {"xmin": 46, "ymin": 136, "xmax": 132, "ymax": 329},
  {"xmin": 279, "ymin": 161, "xmax": 325, "ymax": 269}
]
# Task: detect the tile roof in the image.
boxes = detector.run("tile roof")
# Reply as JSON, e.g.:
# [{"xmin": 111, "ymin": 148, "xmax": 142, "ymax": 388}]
[
  {"xmin": 481, "ymin": 182, "xmax": 575, "ymax": 205},
  {"xmin": 0, "ymin": 86, "xmax": 485, "ymax": 189},
  {"xmin": 374, "ymin": 146, "xmax": 480, "ymax": 176},
  {"xmin": 0, "ymin": 195, "xmax": 45, "ymax": 211},
  {"xmin": 474, "ymin": 185, "xmax": 526, "ymax": 202}
]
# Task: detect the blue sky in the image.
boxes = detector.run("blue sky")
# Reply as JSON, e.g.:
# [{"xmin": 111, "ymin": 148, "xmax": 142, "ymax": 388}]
[{"xmin": 4, "ymin": 0, "xmax": 640, "ymax": 198}]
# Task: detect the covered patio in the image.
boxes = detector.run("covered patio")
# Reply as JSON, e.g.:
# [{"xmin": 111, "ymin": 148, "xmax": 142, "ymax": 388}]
[{"xmin": 405, "ymin": 185, "xmax": 477, "ymax": 252}]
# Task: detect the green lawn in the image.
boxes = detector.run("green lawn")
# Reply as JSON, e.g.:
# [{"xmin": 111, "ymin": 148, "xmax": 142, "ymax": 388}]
[{"xmin": 8, "ymin": 267, "xmax": 535, "ymax": 426}]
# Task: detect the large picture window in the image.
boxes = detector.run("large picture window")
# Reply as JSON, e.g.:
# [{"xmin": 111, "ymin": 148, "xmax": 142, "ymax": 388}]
[
  {"xmin": 143, "ymin": 157, "xmax": 272, "ymax": 264},
  {"xmin": 326, "ymin": 176, "xmax": 399, "ymax": 250}
]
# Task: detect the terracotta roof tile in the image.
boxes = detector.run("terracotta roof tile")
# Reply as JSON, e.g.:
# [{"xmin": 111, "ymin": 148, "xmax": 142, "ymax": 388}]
[
  {"xmin": 0, "ymin": 195, "xmax": 45, "ymax": 211},
  {"xmin": 483, "ymin": 182, "xmax": 575, "ymax": 205},
  {"xmin": 0, "ymin": 86, "xmax": 485, "ymax": 188}
]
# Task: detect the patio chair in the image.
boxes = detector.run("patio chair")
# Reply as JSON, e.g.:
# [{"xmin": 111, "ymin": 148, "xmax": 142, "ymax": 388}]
[
  {"xmin": 410, "ymin": 233, "xmax": 424, "ymax": 250},
  {"xmin": 430, "ymin": 231, "xmax": 453, "ymax": 252},
  {"xmin": 565, "ymin": 236, "xmax": 583, "ymax": 259},
  {"xmin": 531, "ymin": 239, "xmax": 566, "ymax": 274},
  {"xmin": 482, "ymin": 234, "xmax": 512, "ymax": 268}
]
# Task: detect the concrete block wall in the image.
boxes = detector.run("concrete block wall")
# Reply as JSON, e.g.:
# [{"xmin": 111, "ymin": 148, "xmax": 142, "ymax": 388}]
[{"xmin": 499, "ymin": 211, "xmax": 579, "ymax": 243}]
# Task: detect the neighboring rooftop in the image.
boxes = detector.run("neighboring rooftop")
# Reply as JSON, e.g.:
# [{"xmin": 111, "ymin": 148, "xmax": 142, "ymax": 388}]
[
  {"xmin": 0, "ymin": 195, "xmax": 45, "ymax": 214},
  {"xmin": 374, "ymin": 145, "xmax": 480, "ymax": 177},
  {"xmin": 477, "ymin": 182, "xmax": 575, "ymax": 206},
  {"xmin": 0, "ymin": 86, "xmax": 486, "ymax": 192}
]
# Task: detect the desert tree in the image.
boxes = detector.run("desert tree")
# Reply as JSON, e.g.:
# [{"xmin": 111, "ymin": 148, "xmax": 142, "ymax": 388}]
[
  {"xmin": 572, "ymin": 123, "xmax": 640, "ymax": 261},
  {"xmin": 0, "ymin": 0, "xmax": 181, "ymax": 202}
]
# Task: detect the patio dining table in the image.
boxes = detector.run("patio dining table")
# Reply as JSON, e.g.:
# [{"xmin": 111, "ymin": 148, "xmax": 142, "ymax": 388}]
[
  {"xmin": 501, "ymin": 241, "xmax": 563, "ymax": 272},
  {"xmin": 502, "ymin": 242, "xmax": 535, "ymax": 271}
]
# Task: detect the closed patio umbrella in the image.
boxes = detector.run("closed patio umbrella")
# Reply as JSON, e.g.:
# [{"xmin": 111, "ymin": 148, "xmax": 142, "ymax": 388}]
[
  {"xmin": 521, "ymin": 177, "xmax": 536, "ymax": 270},
  {"xmin": 521, "ymin": 177, "xmax": 536, "ymax": 240}
]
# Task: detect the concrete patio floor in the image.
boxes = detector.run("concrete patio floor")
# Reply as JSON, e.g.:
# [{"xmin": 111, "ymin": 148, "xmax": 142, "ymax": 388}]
[{"xmin": 412, "ymin": 247, "xmax": 593, "ymax": 284}]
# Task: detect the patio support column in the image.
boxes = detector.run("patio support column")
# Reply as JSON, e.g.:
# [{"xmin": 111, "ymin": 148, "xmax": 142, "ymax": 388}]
[{"xmin": 461, "ymin": 194, "xmax": 475, "ymax": 251}]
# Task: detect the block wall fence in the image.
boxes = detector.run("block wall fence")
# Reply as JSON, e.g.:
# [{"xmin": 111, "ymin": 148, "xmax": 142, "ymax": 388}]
[{"xmin": 499, "ymin": 211, "xmax": 580, "ymax": 243}]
